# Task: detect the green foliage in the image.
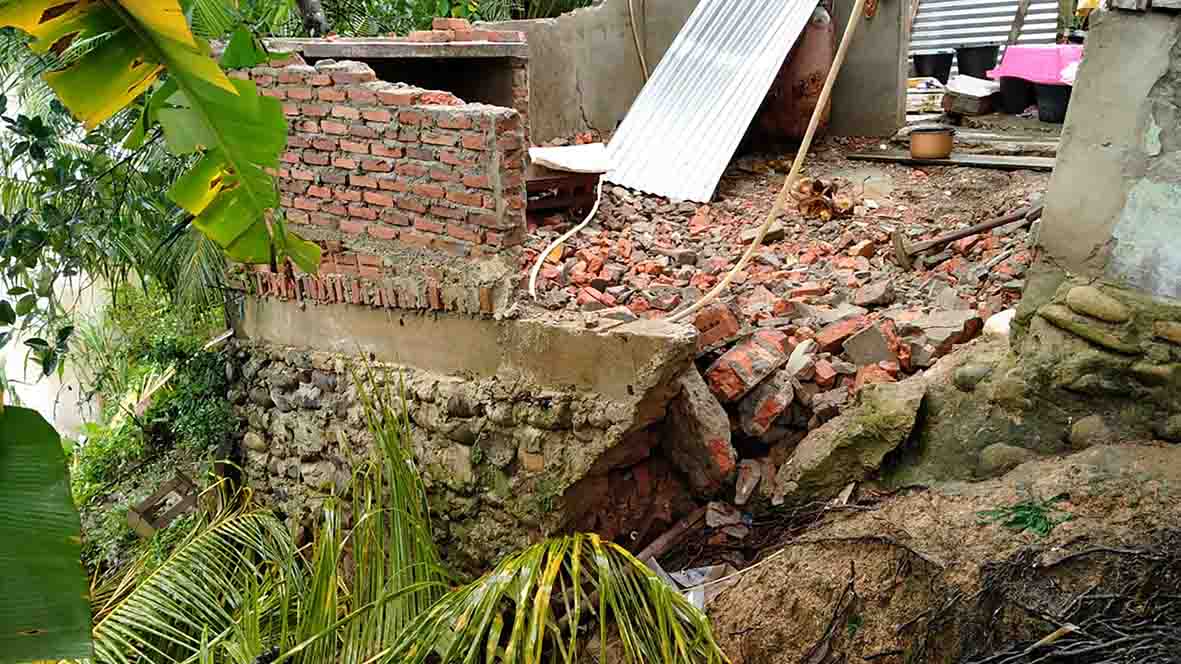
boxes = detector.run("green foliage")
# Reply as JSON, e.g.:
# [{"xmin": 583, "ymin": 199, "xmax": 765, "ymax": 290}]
[
  {"xmin": 977, "ymin": 493, "xmax": 1073, "ymax": 537},
  {"xmin": 69, "ymin": 284, "xmax": 229, "ymax": 508},
  {"xmin": 0, "ymin": 407, "xmax": 92, "ymax": 662},
  {"xmin": 78, "ymin": 359, "xmax": 727, "ymax": 664}
]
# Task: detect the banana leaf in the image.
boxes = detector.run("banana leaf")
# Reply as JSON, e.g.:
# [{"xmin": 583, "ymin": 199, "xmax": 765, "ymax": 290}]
[{"xmin": 0, "ymin": 407, "xmax": 92, "ymax": 663}]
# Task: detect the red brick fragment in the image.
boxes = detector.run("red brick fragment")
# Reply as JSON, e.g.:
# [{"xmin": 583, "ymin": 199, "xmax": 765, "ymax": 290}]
[{"xmin": 704, "ymin": 330, "xmax": 789, "ymax": 402}]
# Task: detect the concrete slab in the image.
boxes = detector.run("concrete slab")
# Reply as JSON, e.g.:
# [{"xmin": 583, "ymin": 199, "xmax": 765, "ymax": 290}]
[{"xmin": 267, "ymin": 38, "xmax": 528, "ymax": 59}]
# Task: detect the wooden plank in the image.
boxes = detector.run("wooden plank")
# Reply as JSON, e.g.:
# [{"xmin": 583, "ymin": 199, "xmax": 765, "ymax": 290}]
[
  {"xmin": 848, "ymin": 151, "xmax": 1056, "ymax": 171},
  {"xmin": 1007, "ymin": 0, "xmax": 1035, "ymax": 45},
  {"xmin": 1152, "ymin": 0, "xmax": 1181, "ymax": 9},
  {"xmin": 1109, "ymin": 0, "xmax": 1148, "ymax": 10}
]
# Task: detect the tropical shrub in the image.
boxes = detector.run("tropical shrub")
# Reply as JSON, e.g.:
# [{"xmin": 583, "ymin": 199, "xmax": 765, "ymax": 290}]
[{"xmin": 70, "ymin": 368, "xmax": 727, "ymax": 664}]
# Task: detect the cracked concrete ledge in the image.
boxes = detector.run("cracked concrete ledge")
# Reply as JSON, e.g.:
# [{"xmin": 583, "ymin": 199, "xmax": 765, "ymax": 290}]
[{"xmin": 229, "ymin": 297, "xmax": 700, "ymax": 570}]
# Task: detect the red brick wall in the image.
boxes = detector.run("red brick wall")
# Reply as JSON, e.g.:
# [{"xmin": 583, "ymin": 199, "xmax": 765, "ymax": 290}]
[
  {"xmin": 238, "ymin": 57, "xmax": 527, "ymax": 259},
  {"xmin": 229, "ymin": 53, "xmax": 528, "ymax": 317}
]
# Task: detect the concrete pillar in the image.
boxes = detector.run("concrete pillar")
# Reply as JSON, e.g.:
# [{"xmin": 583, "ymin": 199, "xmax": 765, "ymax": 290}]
[
  {"xmin": 829, "ymin": 0, "xmax": 908, "ymax": 137},
  {"xmin": 1032, "ymin": 9, "xmax": 1181, "ymax": 303},
  {"xmin": 1006, "ymin": 8, "xmax": 1181, "ymax": 446}
]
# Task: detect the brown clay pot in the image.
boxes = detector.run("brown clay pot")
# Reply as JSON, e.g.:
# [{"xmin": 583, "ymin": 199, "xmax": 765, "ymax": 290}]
[{"xmin": 910, "ymin": 127, "xmax": 955, "ymax": 160}]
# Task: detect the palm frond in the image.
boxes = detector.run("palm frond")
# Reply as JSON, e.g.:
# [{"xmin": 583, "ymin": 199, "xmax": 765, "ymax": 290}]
[
  {"xmin": 386, "ymin": 533, "xmax": 728, "ymax": 664},
  {"xmin": 89, "ymin": 489, "xmax": 300, "ymax": 664},
  {"xmin": 341, "ymin": 365, "xmax": 451, "ymax": 662}
]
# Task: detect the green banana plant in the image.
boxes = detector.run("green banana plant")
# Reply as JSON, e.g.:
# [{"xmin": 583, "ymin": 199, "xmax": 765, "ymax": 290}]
[{"xmin": 0, "ymin": 0, "xmax": 320, "ymax": 274}]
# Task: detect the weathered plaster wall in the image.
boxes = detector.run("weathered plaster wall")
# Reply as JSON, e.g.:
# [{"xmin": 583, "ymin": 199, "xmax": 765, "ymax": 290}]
[
  {"xmin": 229, "ymin": 297, "xmax": 701, "ymax": 570},
  {"xmin": 1033, "ymin": 9, "xmax": 1181, "ymax": 302},
  {"xmin": 484, "ymin": 0, "xmax": 906, "ymax": 143}
]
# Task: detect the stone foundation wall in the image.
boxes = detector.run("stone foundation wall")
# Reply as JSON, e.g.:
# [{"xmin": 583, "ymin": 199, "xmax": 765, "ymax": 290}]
[{"xmin": 227, "ymin": 301, "xmax": 700, "ymax": 572}]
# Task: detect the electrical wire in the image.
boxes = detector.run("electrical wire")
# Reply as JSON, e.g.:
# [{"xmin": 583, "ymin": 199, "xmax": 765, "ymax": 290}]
[{"xmin": 527, "ymin": 176, "xmax": 605, "ymax": 299}]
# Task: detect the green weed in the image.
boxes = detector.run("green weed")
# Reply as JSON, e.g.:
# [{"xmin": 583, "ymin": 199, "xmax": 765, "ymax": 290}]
[{"xmin": 977, "ymin": 493, "xmax": 1073, "ymax": 537}]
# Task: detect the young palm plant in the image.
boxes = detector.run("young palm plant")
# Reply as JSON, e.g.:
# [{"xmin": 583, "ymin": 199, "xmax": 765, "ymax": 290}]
[{"xmin": 72, "ymin": 364, "xmax": 728, "ymax": 664}]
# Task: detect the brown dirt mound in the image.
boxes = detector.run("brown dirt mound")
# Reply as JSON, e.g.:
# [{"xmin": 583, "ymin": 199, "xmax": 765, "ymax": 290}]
[{"xmin": 707, "ymin": 442, "xmax": 1181, "ymax": 664}]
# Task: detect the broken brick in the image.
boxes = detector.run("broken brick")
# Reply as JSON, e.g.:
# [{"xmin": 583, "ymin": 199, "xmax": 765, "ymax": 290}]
[
  {"xmin": 854, "ymin": 365, "xmax": 897, "ymax": 392},
  {"xmin": 849, "ymin": 240, "xmax": 876, "ymax": 258},
  {"xmin": 814, "ymin": 359, "xmax": 837, "ymax": 389},
  {"xmin": 790, "ymin": 282, "xmax": 829, "ymax": 299},
  {"xmin": 693, "ymin": 302, "xmax": 742, "ymax": 351},
  {"xmin": 814, "ymin": 316, "xmax": 867, "ymax": 354},
  {"xmin": 738, "ymin": 371, "xmax": 795, "ymax": 438},
  {"xmin": 705, "ymin": 330, "xmax": 790, "ymax": 402}
]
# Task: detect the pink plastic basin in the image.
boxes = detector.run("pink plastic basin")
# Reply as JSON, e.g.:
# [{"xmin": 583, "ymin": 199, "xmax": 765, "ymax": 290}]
[{"xmin": 987, "ymin": 44, "xmax": 1084, "ymax": 86}]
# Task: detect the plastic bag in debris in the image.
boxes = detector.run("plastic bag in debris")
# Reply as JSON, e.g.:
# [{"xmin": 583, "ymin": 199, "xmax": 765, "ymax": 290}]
[
  {"xmin": 671, "ymin": 564, "xmax": 740, "ymax": 609},
  {"xmin": 647, "ymin": 557, "xmax": 741, "ymax": 610}
]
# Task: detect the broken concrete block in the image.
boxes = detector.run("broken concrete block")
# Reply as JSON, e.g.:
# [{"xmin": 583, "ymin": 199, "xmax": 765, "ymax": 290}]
[
  {"xmin": 774, "ymin": 378, "xmax": 926, "ymax": 504},
  {"xmin": 740, "ymin": 221, "xmax": 786, "ymax": 245},
  {"xmin": 853, "ymin": 280, "xmax": 895, "ymax": 307},
  {"xmin": 705, "ymin": 330, "xmax": 790, "ymax": 402},
  {"xmin": 811, "ymin": 386, "xmax": 848, "ymax": 422},
  {"xmin": 734, "ymin": 459, "xmax": 762, "ymax": 505},
  {"xmin": 900, "ymin": 310, "xmax": 983, "ymax": 356},
  {"xmin": 663, "ymin": 367, "xmax": 738, "ymax": 496},
  {"xmin": 737, "ymin": 370, "xmax": 795, "ymax": 438},
  {"xmin": 843, "ymin": 324, "xmax": 897, "ymax": 366}
]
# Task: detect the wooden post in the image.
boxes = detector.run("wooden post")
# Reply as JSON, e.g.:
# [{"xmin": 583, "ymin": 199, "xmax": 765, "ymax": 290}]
[
  {"xmin": 127, "ymin": 473, "xmax": 200, "ymax": 538},
  {"xmin": 1007, "ymin": 0, "xmax": 1034, "ymax": 45}
]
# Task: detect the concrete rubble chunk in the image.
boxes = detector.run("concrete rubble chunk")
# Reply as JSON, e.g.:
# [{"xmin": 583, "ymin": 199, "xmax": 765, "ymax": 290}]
[
  {"xmin": 705, "ymin": 330, "xmax": 790, "ymax": 402},
  {"xmin": 853, "ymin": 280, "xmax": 896, "ymax": 307},
  {"xmin": 663, "ymin": 367, "xmax": 738, "ymax": 496},
  {"xmin": 898, "ymin": 310, "xmax": 983, "ymax": 356},
  {"xmin": 810, "ymin": 386, "xmax": 848, "ymax": 422},
  {"xmin": 738, "ymin": 370, "xmax": 796, "ymax": 438},
  {"xmin": 734, "ymin": 459, "xmax": 762, "ymax": 505},
  {"xmin": 784, "ymin": 339, "xmax": 819, "ymax": 376},
  {"xmin": 843, "ymin": 324, "xmax": 898, "ymax": 366},
  {"xmin": 774, "ymin": 378, "xmax": 926, "ymax": 504},
  {"xmin": 740, "ymin": 221, "xmax": 786, "ymax": 245}
]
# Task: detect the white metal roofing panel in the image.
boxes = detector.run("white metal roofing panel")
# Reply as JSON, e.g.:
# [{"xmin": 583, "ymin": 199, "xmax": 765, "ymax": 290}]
[{"xmin": 605, "ymin": 0, "xmax": 818, "ymax": 202}]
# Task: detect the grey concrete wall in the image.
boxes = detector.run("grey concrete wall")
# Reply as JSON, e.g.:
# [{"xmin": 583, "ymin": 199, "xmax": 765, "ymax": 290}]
[
  {"xmin": 483, "ymin": 0, "xmax": 699, "ymax": 142},
  {"xmin": 485, "ymin": 0, "xmax": 905, "ymax": 143},
  {"xmin": 1035, "ymin": 9, "xmax": 1181, "ymax": 301},
  {"xmin": 829, "ymin": 0, "xmax": 908, "ymax": 137}
]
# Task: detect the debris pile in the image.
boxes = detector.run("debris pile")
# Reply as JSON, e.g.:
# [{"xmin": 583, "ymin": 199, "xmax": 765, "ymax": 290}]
[{"xmin": 518, "ymin": 144, "xmax": 1048, "ymax": 535}]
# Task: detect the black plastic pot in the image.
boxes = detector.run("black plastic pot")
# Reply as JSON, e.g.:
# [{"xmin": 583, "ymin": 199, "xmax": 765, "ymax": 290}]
[
  {"xmin": 914, "ymin": 51, "xmax": 954, "ymax": 84},
  {"xmin": 999, "ymin": 77, "xmax": 1035, "ymax": 114},
  {"xmin": 955, "ymin": 44, "xmax": 1000, "ymax": 79},
  {"xmin": 1035, "ymin": 83, "xmax": 1072, "ymax": 123}
]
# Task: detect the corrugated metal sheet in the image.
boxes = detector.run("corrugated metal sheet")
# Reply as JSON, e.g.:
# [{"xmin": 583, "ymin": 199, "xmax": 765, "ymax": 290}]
[
  {"xmin": 910, "ymin": 0, "xmax": 1058, "ymax": 71},
  {"xmin": 605, "ymin": 0, "xmax": 818, "ymax": 202}
]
